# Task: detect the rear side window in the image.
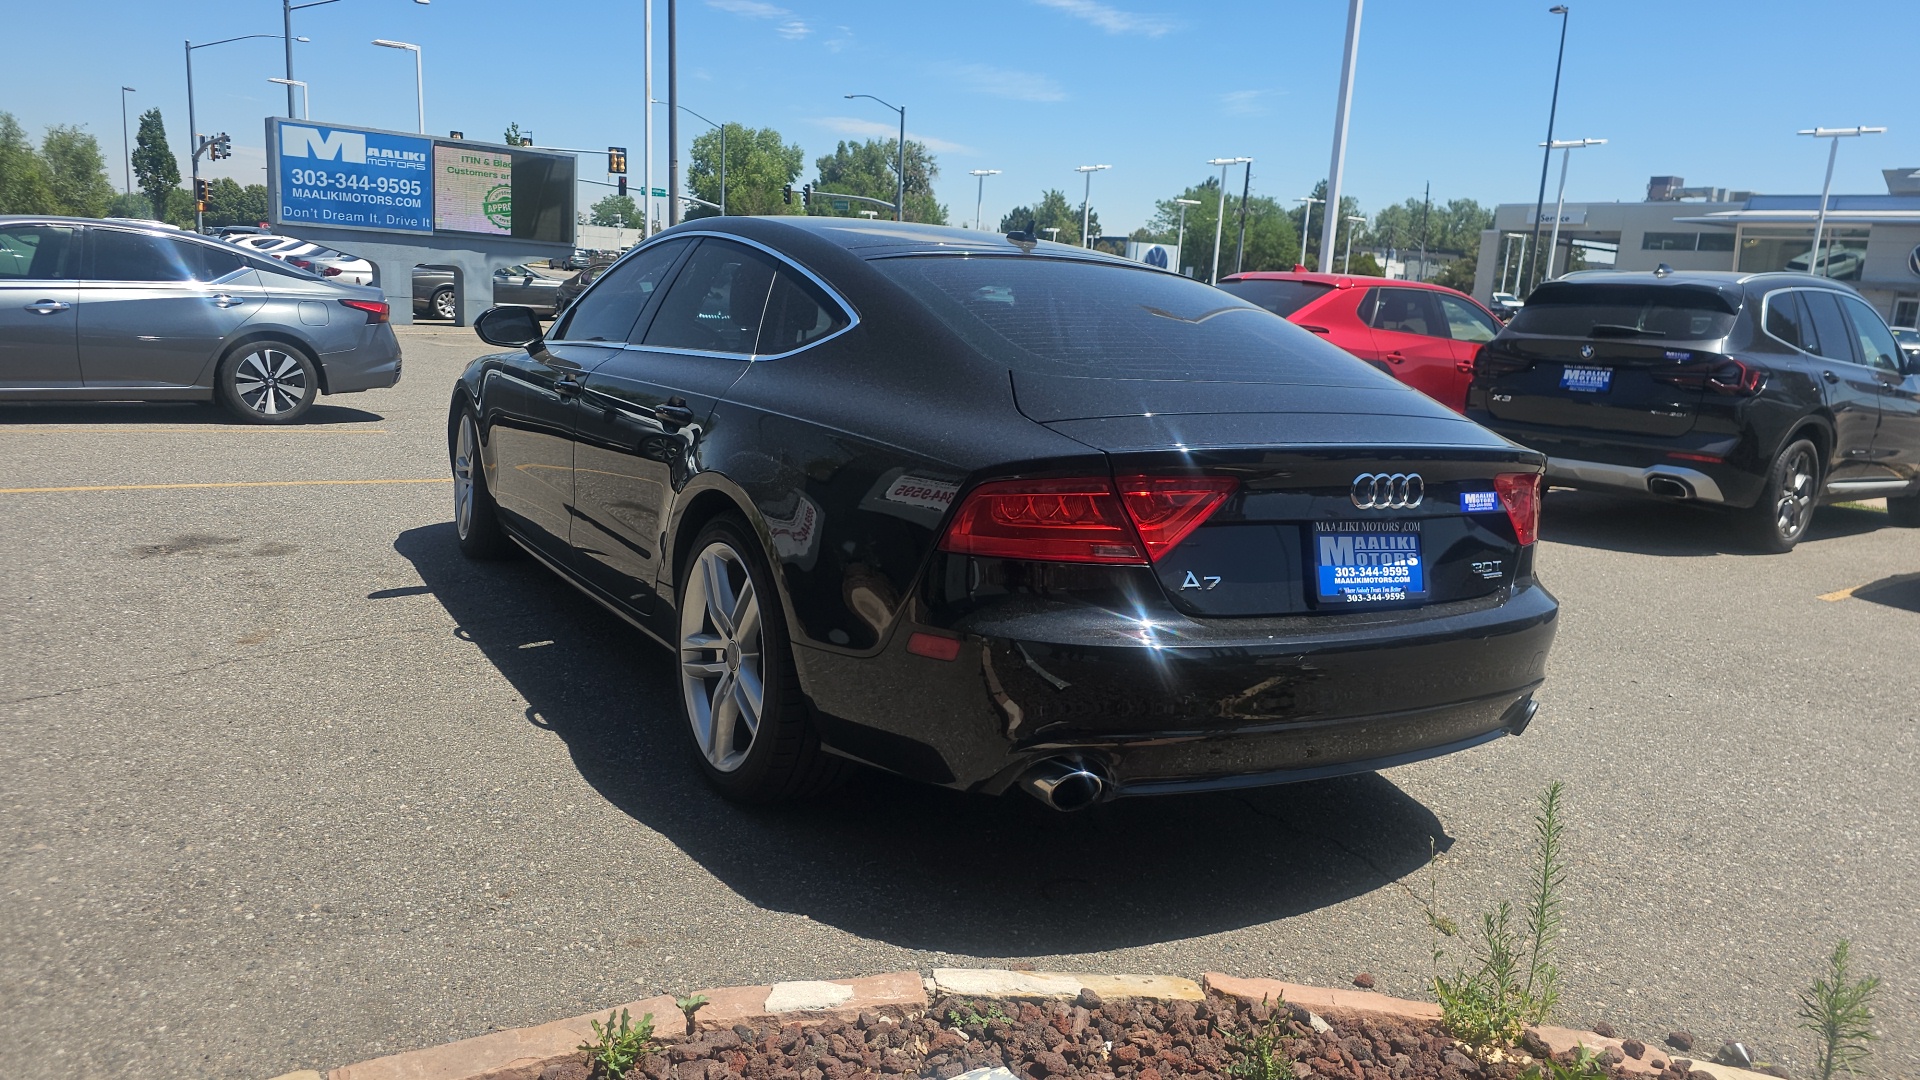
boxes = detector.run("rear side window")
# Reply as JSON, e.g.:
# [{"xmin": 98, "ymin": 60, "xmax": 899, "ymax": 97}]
[
  {"xmin": 757, "ymin": 270, "xmax": 849, "ymax": 354},
  {"xmin": 0, "ymin": 224, "xmax": 78, "ymax": 279},
  {"xmin": 1799, "ymin": 289, "xmax": 1858, "ymax": 365},
  {"xmin": 641, "ymin": 239, "xmax": 778, "ymax": 354},
  {"xmin": 550, "ymin": 239, "xmax": 686, "ymax": 343},
  {"xmin": 1507, "ymin": 283, "xmax": 1739, "ymax": 340},
  {"xmin": 874, "ymin": 255, "xmax": 1356, "ymax": 380},
  {"xmin": 1215, "ymin": 279, "xmax": 1332, "ymax": 318},
  {"xmin": 88, "ymin": 230, "xmax": 194, "ymax": 282},
  {"xmin": 1370, "ymin": 287, "xmax": 1442, "ymax": 336},
  {"xmin": 192, "ymin": 244, "xmax": 247, "ymax": 281},
  {"xmin": 1763, "ymin": 291, "xmax": 1808, "ymax": 350},
  {"xmin": 1436, "ymin": 294, "xmax": 1499, "ymax": 343}
]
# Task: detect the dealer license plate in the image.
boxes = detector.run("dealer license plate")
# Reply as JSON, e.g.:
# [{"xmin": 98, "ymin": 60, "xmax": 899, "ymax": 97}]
[
  {"xmin": 1561, "ymin": 365, "xmax": 1612, "ymax": 393},
  {"xmin": 1313, "ymin": 521, "xmax": 1426, "ymax": 604}
]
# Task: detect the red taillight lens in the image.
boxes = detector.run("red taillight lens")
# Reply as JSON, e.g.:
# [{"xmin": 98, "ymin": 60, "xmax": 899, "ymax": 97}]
[
  {"xmin": 1493, "ymin": 472, "xmax": 1541, "ymax": 546},
  {"xmin": 290, "ymin": 258, "xmax": 312, "ymax": 269},
  {"xmin": 321, "ymin": 266, "xmax": 343, "ymax": 277},
  {"xmin": 939, "ymin": 477, "xmax": 1145, "ymax": 564},
  {"xmin": 1707, "ymin": 359, "xmax": 1766, "ymax": 396},
  {"xmin": 1115, "ymin": 475, "xmax": 1238, "ymax": 561},
  {"xmin": 339, "ymin": 298, "xmax": 390, "ymax": 323}
]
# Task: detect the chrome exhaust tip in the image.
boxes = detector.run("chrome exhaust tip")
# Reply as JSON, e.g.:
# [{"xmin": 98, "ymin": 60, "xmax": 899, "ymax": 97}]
[
  {"xmin": 1646, "ymin": 475, "xmax": 1693, "ymax": 499},
  {"xmin": 1017, "ymin": 757, "xmax": 1111, "ymax": 812}
]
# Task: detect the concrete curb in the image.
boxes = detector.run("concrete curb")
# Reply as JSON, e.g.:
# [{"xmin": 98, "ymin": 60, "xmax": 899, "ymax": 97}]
[{"xmin": 311, "ymin": 968, "xmax": 1780, "ymax": 1080}]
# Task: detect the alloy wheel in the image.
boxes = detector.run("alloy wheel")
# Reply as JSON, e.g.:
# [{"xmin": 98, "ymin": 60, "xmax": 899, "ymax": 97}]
[
  {"xmin": 231, "ymin": 347, "xmax": 309, "ymax": 417},
  {"xmin": 453, "ymin": 414, "xmax": 478, "ymax": 540},
  {"xmin": 679, "ymin": 542, "xmax": 764, "ymax": 773},
  {"xmin": 1774, "ymin": 445, "xmax": 1815, "ymax": 540},
  {"xmin": 433, "ymin": 289, "xmax": 455, "ymax": 320}
]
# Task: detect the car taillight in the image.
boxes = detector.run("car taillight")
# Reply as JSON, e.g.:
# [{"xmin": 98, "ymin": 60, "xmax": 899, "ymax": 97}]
[
  {"xmin": 1706, "ymin": 359, "xmax": 1766, "ymax": 396},
  {"xmin": 938, "ymin": 474, "xmax": 1238, "ymax": 565},
  {"xmin": 1493, "ymin": 472, "xmax": 1541, "ymax": 546},
  {"xmin": 1115, "ymin": 475, "xmax": 1238, "ymax": 560},
  {"xmin": 321, "ymin": 266, "xmax": 342, "ymax": 277},
  {"xmin": 291, "ymin": 258, "xmax": 312, "ymax": 269},
  {"xmin": 339, "ymin": 298, "xmax": 389, "ymax": 323}
]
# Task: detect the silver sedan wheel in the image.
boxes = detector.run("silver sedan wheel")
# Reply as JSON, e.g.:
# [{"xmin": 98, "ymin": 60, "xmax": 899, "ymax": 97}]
[
  {"xmin": 679, "ymin": 541, "xmax": 764, "ymax": 773},
  {"xmin": 433, "ymin": 288, "xmax": 456, "ymax": 320},
  {"xmin": 230, "ymin": 346, "xmax": 309, "ymax": 417},
  {"xmin": 453, "ymin": 414, "xmax": 478, "ymax": 540}
]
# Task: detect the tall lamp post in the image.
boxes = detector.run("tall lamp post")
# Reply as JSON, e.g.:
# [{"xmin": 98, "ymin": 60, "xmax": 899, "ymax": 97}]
[
  {"xmin": 658, "ymin": 100, "xmax": 726, "ymax": 215},
  {"xmin": 1206, "ymin": 156, "xmax": 1250, "ymax": 283},
  {"xmin": 119, "ymin": 86, "xmax": 135, "ymax": 194},
  {"xmin": 1319, "ymin": 0, "xmax": 1365, "ymax": 266},
  {"xmin": 1524, "ymin": 4, "xmax": 1571, "ymax": 294},
  {"xmin": 1798, "ymin": 125, "xmax": 1885, "ymax": 277},
  {"xmin": 186, "ymin": 33, "xmax": 285, "ymax": 232},
  {"xmin": 1539, "ymin": 137, "xmax": 1605, "ymax": 280},
  {"xmin": 1295, "ymin": 196, "xmax": 1325, "ymax": 268},
  {"xmin": 845, "ymin": 94, "xmax": 905, "ymax": 220},
  {"xmin": 371, "ymin": 39, "xmax": 425, "ymax": 133},
  {"xmin": 1174, "ymin": 197, "xmax": 1201, "ymax": 277},
  {"xmin": 969, "ymin": 168, "xmax": 1000, "ymax": 230},
  {"xmin": 1075, "ymin": 164, "xmax": 1110, "ymax": 248},
  {"xmin": 268, "ymin": 78, "xmax": 310, "ymax": 120},
  {"xmin": 1342, "ymin": 215, "xmax": 1366, "ymax": 273}
]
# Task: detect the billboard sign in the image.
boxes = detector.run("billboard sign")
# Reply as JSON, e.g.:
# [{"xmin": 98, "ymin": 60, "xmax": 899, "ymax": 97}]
[
  {"xmin": 270, "ymin": 120, "xmax": 432, "ymax": 233},
  {"xmin": 266, "ymin": 118, "xmax": 575, "ymax": 243},
  {"xmin": 1126, "ymin": 241, "xmax": 1180, "ymax": 270}
]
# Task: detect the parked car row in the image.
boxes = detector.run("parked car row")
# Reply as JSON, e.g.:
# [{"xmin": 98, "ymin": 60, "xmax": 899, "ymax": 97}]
[
  {"xmin": 224, "ymin": 233, "xmax": 377, "ymax": 286},
  {"xmin": 412, "ymin": 263, "xmax": 567, "ymax": 320}
]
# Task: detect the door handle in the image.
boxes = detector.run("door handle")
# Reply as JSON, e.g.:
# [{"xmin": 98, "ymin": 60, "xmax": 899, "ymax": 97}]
[
  {"xmin": 1385, "ymin": 351, "xmax": 1406, "ymax": 364},
  {"xmin": 655, "ymin": 400, "xmax": 697, "ymax": 430},
  {"xmin": 24, "ymin": 300, "xmax": 70, "ymax": 315},
  {"xmin": 209, "ymin": 293, "xmax": 244, "ymax": 308},
  {"xmin": 553, "ymin": 374, "xmax": 584, "ymax": 397},
  {"xmin": 1823, "ymin": 370, "xmax": 1839, "ymax": 383}
]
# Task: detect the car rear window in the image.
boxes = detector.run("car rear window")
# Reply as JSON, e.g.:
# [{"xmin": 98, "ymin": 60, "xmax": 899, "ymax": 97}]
[
  {"xmin": 874, "ymin": 255, "xmax": 1355, "ymax": 380},
  {"xmin": 1215, "ymin": 279, "xmax": 1333, "ymax": 318},
  {"xmin": 1506, "ymin": 282, "xmax": 1739, "ymax": 341}
]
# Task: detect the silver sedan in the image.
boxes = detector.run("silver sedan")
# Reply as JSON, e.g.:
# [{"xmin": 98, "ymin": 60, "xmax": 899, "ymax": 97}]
[{"xmin": 0, "ymin": 216, "xmax": 401, "ymax": 423}]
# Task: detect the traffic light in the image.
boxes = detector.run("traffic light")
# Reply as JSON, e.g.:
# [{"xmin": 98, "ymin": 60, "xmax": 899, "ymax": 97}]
[
  {"xmin": 608, "ymin": 146, "xmax": 627, "ymax": 175},
  {"xmin": 801, "ymin": 183, "xmax": 812, "ymax": 210},
  {"xmin": 193, "ymin": 178, "xmax": 209, "ymax": 211},
  {"xmin": 617, "ymin": 176, "xmax": 627, "ymax": 197},
  {"xmin": 782, "ymin": 184, "xmax": 792, "ymax": 206},
  {"xmin": 209, "ymin": 133, "xmax": 231, "ymax": 161}
]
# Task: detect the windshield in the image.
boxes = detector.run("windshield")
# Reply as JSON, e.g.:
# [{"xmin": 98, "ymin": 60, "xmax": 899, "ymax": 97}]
[
  {"xmin": 1506, "ymin": 282, "xmax": 1739, "ymax": 341},
  {"xmin": 874, "ymin": 255, "xmax": 1361, "ymax": 380},
  {"xmin": 1215, "ymin": 279, "xmax": 1334, "ymax": 318}
]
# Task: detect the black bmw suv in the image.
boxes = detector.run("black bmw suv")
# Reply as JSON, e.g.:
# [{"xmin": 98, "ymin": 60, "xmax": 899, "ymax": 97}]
[{"xmin": 1467, "ymin": 270, "xmax": 1920, "ymax": 551}]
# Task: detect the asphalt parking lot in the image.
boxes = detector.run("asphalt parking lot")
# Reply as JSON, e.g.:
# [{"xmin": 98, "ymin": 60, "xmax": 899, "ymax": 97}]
[{"xmin": 2, "ymin": 323, "xmax": 1914, "ymax": 1079}]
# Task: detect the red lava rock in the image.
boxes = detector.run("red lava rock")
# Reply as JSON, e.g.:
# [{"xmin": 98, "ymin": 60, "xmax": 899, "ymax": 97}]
[
  {"xmin": 1591, "ymin": 1020, "xmax": 1617, "ymax": 1038},
  {"xmin": 1621, "ymin": 1039, "xmax": 1646, "ymax": 1060},
  {"xmin": 1666, "ymin": 1031, "xmax": 1695, "ymax": 1052},
  {"xmin": 1138, "ymin": 1068, "xmax": 1163, "ymax": 1080},
  {"xmin": 1113, "ymin": 1045, "xmax": 1142, "ymax": 1065},
  {"xmin": 1352, "ymin": 973, "xmax": 1375, "ymax": 990},
  {"xmin": 1034, "ymin": 1050, "xmax": 1072, "ymax": 1076},
  {"xmin": 539, "ymin": 1063, "xmax": 590, "ymax": 1080}
]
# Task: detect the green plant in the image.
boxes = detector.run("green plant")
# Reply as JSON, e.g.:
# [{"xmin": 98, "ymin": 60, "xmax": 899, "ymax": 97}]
[
  {"xmin": 1521, "ymin": 1045, "xmax": 1608, "ymax": 1079},
  {"xmin": 1797, "ymin": 939, "xmax": 1881, "ymax": 1080},
  {"xmin": 1225, "ymin": 996, "xmax": 1299, "ymax": 1080},
  {"xmin": 946, "ymin": 1002, "xmax": 1012, "ymax": 1028},
  {"xmin": 1427, "ymin": 782, "xmax": 1571, "ymax": 1051},
  {"xmin": 676, "ymin": 994, "xmax": 710, "ymax": 1036},
  {"xmin": 578, "ymin": 1008, "xmax": 654, "ymax": 1079}
]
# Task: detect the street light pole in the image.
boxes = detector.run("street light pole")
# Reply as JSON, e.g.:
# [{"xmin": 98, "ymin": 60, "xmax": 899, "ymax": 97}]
[
  {"xmin": 1320, "ymin": 0, "xmax": 1365, "ymax": 266},
  {"xmin": 184, "ymin": 33, "xmax": 284, "ymax": 232},
  {"xmin": 644, "ymin": 0, "xmax": 653, "ymax": 234},
  {"xmin": 1539, "ymin": 137, "xmax": 1605, "ymax": 280},
  {"xmin": 1524, "ymin": 5, "xmax": 1571, "ymax": 294},
  {"xmin": 1174, "ymin": 197, "xmax": 1201, "ymax": 277},
  {"xmin": 371, "ymin": 40, "xmax": 424, "ymax": 133},
  {"xmin": 1343, "ymin": 215, "xmax": 1365, "ymax": 273},
  {"xmin": 668, "ymin": 0, "xmax": 679, "ymax": 226},
  {"xmin": 1075, "ymin": 164, "xmax": 1109, "ymax": 248},
  {"xmin": 119, "ymin": 86, "xmax": 135, "ymax": 194},
  {"xmin": 268, "ymin": 78, "xmax": 309, "ymax": 120},
  {"xmin": 1295, "ymin": 197, "xmax": 1324, "ymax": 268},
  {"xmin": 1206, "ymin": 156, "xmax": 1249, "ymax": 284},
  {"xmin": 845, "ymin": 94, "xmax": 906, "ymax": 220},
  {"xmin": 282, "ymin": 0, "xmax": 347, "ymax": 118},
  {"xmin": 1233, "ymin": 158, "xmax": 1253, "ymax": 273},
  {"xmin": 1798, "ymin": 125, "xmax": 1885, "ymax": 277},
  {"xmin": 662, "ymin": 101, "xmax": 725, "ymax": 215},
  {"xmin": 970, "ymin": 168, "xmax": 1000, "ymax": 231}
]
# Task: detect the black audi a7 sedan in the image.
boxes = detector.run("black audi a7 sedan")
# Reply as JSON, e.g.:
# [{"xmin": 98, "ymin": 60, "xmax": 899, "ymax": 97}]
[{"xmin": 448, "ymin": 218, "xmax": 1558, "ymax": 810}]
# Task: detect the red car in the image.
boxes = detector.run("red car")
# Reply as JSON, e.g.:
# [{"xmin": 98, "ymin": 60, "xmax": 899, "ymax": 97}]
[{"xmin": 1217, "ymin": 271, "xmax": 1502, "ymax": 413}]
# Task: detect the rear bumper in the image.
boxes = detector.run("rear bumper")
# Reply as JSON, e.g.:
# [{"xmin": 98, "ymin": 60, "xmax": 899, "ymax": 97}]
[
  {"xmin": 795, "ymin": 580, "xmax": 1558, "ymax": 797},
  {"xmin": 319, "ymin": 324, "xmax": 403, "ymax": 394},
  {"xmin": 1472, "ymin": 414, "xmax": 1766, "ymax": 508},
  {"xmin": 1546, "ymin": 457, "xmax": 1728, "ymax": 503}
]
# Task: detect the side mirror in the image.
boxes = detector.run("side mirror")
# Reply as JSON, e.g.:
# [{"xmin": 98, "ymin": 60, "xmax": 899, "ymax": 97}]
[
  {"xmin": 1904, "ymin": 352, "xmax": 1920, "ymax": 378},
  {"xmin": 523, "ymin": 274, "xmax": 535, "ymax": 286},
  {"xmin": 475, "ymin": 305, "xmax": 544, "ymax": 349}
]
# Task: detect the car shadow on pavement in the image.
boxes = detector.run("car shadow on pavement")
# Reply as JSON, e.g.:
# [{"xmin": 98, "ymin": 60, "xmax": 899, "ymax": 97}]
[
  {"xmin": 1539, "ymin": 488, "xmax": 1888, "ymax": 556},
  {"xmin": 395, "ymin": 522, "xmax": 1455, "ymax": 956},
  {"xmin": 0, "ymin": 401, "xmax": 384, "ymax": 425},
  {"xmin": 1848, "ymin": 572, "xmax": 1920, "ymax": 613}
]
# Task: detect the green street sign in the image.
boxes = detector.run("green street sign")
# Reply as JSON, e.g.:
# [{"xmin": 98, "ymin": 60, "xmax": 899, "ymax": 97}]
[
  {"xmin": 651, "ymin": 187, "xmax": 667, "ymax": 197},
  {"xmin": 832, "ymin": 199, "xmax": 850, "ymax": 212}
]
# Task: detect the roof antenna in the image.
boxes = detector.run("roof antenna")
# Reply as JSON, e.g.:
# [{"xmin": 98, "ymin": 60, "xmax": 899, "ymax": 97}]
[
  {"xmin": 1005, "ymin": 217, "xmax": 1037, "ymax": 245},
  {"xmin": 1654, "ymin": 262, "xmax": 1673, "ymax": 277}
]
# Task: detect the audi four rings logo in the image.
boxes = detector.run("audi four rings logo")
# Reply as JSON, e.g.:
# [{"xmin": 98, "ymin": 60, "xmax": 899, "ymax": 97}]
[{"xmin": 1351, "ymin": 472, "xmax": 1424, "ymax": 508}]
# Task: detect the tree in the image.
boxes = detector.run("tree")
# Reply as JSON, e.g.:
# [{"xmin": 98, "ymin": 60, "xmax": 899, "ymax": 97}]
[
  {"xmin": 40, "ymin": 125, "xmax": 114, "ymax": 218},
  {"xmin": 811, "ymin": 138, "xmax": 946, "ymax": 224},
  {"xmin": 503, "ymin": 121, "xmax": 526, "ymax": 146},
  {"xmin": 109, "ymin": 191, "xmax": 151, "ymax": 218},
  {"xmin": 1136, "ymin": 176, "xmax": 1300, "ymax": 278},
  {"xmin": 130, "ymin": 108, "xmax": 180, "ymax": 224},
  {"xmin": 590, "ymin": 193, "xmax": 641, "ymax": 227},
  {"xmin": 1347, "ymin": 251, "xmax": 1384, "ymax": 277},
  {"xmin": 997, "ymin": 189, "xmax": 1095, "ymax": 247},
  {"xmin": 687, "ymin": 123, "xmax": 803, "ymax": 219},
  {"xmin": 0, "ymin": 112, "xmax": 56, "ymax": 214},
  {"xmin": 202, "ymin": 179, "xmax": 269, "ymax": 228}
]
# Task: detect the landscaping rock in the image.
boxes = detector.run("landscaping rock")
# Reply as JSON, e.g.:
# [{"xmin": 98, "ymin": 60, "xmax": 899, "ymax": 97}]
[
  {"xmin": 1591, "ymin": 1021, "xmax": 1617, "ymax": 1038},
  {"xmin": 1621, "ymin": 1039, "xmax": 1646, "ymax": 1060},
  {"xmin": 1666, "ymin": 1031, "xmax": 1695, "ymax": 1052},
  {"xmin": 538, "ymin": 1063, "xmax": 589, "ymax": 1080},
  {"xmin": 1351, "ymin": 973, "xmax": 1375, "ymax": 989}
]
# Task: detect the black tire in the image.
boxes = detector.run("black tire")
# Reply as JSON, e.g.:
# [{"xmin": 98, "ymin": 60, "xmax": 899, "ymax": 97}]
[
  {"xmin": 675, "ymin": 515, "xmax": 844, "ymax": 802},
  {"xmin": 217, "ymin": 340, "xmax": 317, "ymax": 424},
  {"xmin": 1888, "ymin": 492, "xmax": 1920, "ymax": 527},
  {"xmin": 431, "ymin": 287, "xmax": 456, "ymax": 321},
  {"xmin": 451, "ymin": 407, "xmax": 512, "ymax": 559},
  {"xmin": 1738, "ymin": 437, "xmax": 1820, "ymax": 553}
]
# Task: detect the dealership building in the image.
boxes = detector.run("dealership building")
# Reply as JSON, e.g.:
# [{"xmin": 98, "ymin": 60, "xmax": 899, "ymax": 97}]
[{"xmin": 1473, "ymin": 168, "xmax": 1920, "ymax": 327}]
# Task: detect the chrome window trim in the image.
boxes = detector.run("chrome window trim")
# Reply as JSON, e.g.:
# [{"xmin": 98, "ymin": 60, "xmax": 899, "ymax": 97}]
[
  {"xmin": 1759, "ymin": 286, "xmax": 1874, "ymax": 369},
  {"xmin": 548, "ymin": 230, "xmax": 859, "ymax": 362}
]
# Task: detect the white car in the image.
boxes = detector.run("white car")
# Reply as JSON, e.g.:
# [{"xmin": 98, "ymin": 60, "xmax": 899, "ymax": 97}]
[{"xmin": 226, "ymin": 234, "xmax": 374, "ymax": 286}]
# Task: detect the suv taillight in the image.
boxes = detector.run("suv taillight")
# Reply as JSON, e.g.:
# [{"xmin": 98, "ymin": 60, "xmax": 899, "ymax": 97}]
[
  {"xmin": 339, "ymin": 298, "xmax": 389, "ymax": 323},
  {"xmin": 938, "ymin": 475, "xmax": 1236, "ymax": 565},
  {"xmin": 1493, "ymin": 472, "xmax": 1541, "ymax": 546},
  {"xmin": 1707, "ymin": 359, "xmax": 1767, "ymax": 396}
]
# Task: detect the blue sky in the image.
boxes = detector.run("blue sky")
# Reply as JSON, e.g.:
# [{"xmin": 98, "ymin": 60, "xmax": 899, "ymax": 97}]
[{"xmin": 7, "ymin": 0, "xmax": 1918, "ymax": 234}]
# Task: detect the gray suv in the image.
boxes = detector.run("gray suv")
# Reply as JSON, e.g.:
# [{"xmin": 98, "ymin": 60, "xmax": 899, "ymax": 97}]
[{"xmin": 0, "ymin": 216, "xmax": 401, "ymax": 423}]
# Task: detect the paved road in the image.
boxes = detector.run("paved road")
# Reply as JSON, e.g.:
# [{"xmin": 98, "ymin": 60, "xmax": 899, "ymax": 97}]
[{"xmin": 2, "ymin": 324, "xmax": 1913, "ymax": 1079}]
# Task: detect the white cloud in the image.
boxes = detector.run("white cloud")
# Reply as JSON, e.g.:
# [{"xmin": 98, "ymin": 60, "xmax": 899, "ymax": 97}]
[
  {"xmin": 810, "ymin": 116, "xmax": 974, "ymax": 156},
  {"xmin": 777, "ymin": 20, "xmax": 812, "ymax": 39},
  {"xmin": 938, "ymin": 62, "xmax": 1067, "ymax": 103},
  {"xmin": 706, "ymin": 0, "xmax": 810, "ymax": 38},
  {"xmin": 1031, "ymin": 0, "xmax": 1176, "ymax": 37},
  {"xmin": 1220, "ymin": 89, "xmax": 1273, "ymax": 117}
]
